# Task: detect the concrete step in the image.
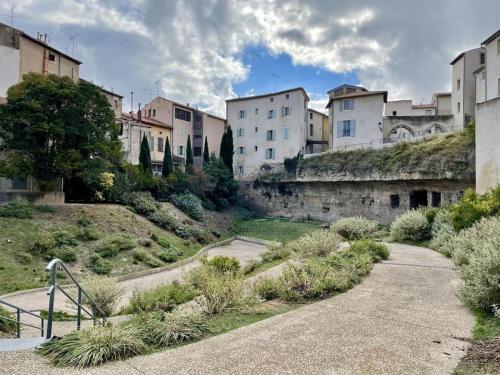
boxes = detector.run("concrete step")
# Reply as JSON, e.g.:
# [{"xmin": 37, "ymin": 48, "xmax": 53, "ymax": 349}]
[{"xmin": 0, "ymin": 337, "xmax": 48, "ymax": 352}]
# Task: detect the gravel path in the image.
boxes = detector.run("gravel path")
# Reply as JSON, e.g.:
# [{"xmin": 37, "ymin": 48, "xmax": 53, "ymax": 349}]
[{"xmin": 0, "ymin": 243, "xmax": 474, "ymax": 375}]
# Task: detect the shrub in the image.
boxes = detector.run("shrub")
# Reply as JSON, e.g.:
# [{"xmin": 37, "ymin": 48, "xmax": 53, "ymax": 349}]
[
  {"xmin": 147, "ymin": 210, "xmax": 177, "ymax": 231},
  {"xmin": 124, "ymin": 191, "xmax": 157, "ymax": 216},
  {"xmin": 126, "ymin": 284, "xmax": 197, "ymax": 314},
  {"xmin": 86, "ymin": 255, "xmax": 112, "ymax": 275},
  {"xmin": 30, "ymin": 230, "xmax": 77, "ymax": 259},
  {"xmin": 175, "ymin": 224, "xmax": 211, "ymax": 244},
  {"xmin": 77, "ymin": 214, "xmax": 94, "ymax": 227},
  {"xmin": 0, "ymin": 305, "xmax": 16, "ymax": 334},
  {"xmin": 429, "ymin": 210, "xmax": 456, "ymax": 256},
  {"xmin": 50, "ymin": 246, "xmax": 77, "ymax": 263},
  {"xmin": 76, "ymin": 226, "xmax": 102, "ymax": 241},
  {"xmin": 450, "ymin": 186, "xmax": 500, "ymax": 231},
  {"xmin": 349, "ymin": 240, "xmax": 389, "ymax": 262},
  {"xmin": 206, "ymin": 256, "xmax": 240, "ymax": 274},
  {"xmin": 390, "ymin": 210, "xmax": 430, "ymax": 242},
  {"xmin": 38, "ymin": 324, "xmax": 145, "ymax": 368},
  {"xmin": 452, "ymin": 217, "xmax": 500, "ymax": 310},
  {"xmin": 286, "ymin": 230, "xmax": 342, "ymax": 258},
  {"xmin": 157, "ymin": 249, "xmax": 178, "ymax": 263},
  {"xmin": 170, "ymin": 192, "xmax": 204, "ymax": 221},
  {"xmin": 135, "ymin": 306, "xmax": 208, "ymax": 347},
  {"xmin": 261, "ymin": 245, "xmax": 290, "ymax": 263},
  {"xmin": 29, "ymin": 232, "xmax": 56, "ymax": 256},
  {"xmin": 81, "ymin": 276, "xmax": 123, "ymax": 318},
  {"xmin": 0, "ymin": 198, "xmax": 33, "ymax": 218},
  {"xmin": 253, "ymin": 277, "xmax": 282, "ymax": 300},
  {"xmin": 96, "ymin": 235, "xmax": 134, "ymax": 258},
  {"xmin": 52, "ymin": 230, "xmax": 78, "ymax": 247},
  {"xmin": 331, "ymin": 216, "xmax": 379, "ymax": 240},
  {"xmin": 15, "ymin": 252, "xmax": 32, "ymax": 264},
  {"xmin": 132, "ymin": 249, "xmax": 163, "ymax": 268}
]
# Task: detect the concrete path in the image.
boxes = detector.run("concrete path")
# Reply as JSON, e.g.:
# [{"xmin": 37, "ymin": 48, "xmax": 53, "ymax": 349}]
[{"xmin": 0, "ymin": 243, "xmax": 474, "ymax": 375}]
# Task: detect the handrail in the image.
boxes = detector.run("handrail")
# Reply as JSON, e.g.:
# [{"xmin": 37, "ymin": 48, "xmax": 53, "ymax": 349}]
[
  {"xmin": 45, "ymin": 258, "xmax": 106, "ymax": 339},
  {"xmin": 0, "ymin": 299, "xmax": 44, "ymax": 338}
]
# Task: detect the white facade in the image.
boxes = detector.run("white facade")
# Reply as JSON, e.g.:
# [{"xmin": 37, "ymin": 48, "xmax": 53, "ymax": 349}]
[
  {"xmin": 227, "ymin": 88, "xmax": 309, "ymax": 179},
  {"xmin": 384, "ymin": 100, "xmax": 436, "ymax": 116},
  {"xmin": 0, "ymin": 44, "xmax": 20, "ymax": 97}
]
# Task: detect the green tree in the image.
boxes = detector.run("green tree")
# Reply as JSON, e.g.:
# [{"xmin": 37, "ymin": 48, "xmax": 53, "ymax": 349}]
[
  {"xmin": 203, "ymin": 136, "xmax": 210, "ymax": 164},
  {"xmin": 0, "ymin": 73, "xmax": 122, "ymax": 198},
  {"xmin": 162, "ymin": 136, "xmax": 173, "ymax": 177},
  {"xmin": 139, "ymin": 135, "xmax": 152, "ymax": 175},
  {"xmin": 186, "ymin": 134, "xmax": 194, "ymax": 174},
  {"xmin": 219, "ymin": 126, "xmax": 234, "ymax": 173},
  {"xmin": 203, "ymin": 156, "xmax": 239, "ymax": 209}
]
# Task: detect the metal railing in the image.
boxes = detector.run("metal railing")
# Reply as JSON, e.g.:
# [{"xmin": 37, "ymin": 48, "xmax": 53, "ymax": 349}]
[
  {"xmin": 0, "ymin": 299, "xmax": 44, "ymax": 338},
  {"xmin": 45, "ymin": 258, "xmax": 106, "ymax": 339}
]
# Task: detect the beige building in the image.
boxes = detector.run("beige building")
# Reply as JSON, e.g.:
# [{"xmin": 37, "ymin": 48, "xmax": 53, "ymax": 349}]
[
  {"xmin": 141, "ymin": 97, "xmax": 225, "ymax": 167},
  {"xmin": 306, "ymin": 109, "xmax": 328, "ymax": 153},
  {"xmin": 80, "ymin": 79, "xmax": 123, "ymax": 118}
]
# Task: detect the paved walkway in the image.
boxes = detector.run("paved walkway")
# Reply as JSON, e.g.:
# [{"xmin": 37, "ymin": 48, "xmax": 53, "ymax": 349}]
[{"xmin": 0, "ymin": 243, "xmax": 474, "ymax": 375}]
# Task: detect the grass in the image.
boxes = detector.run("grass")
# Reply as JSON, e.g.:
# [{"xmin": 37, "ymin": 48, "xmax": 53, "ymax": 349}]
[
  {"xmin": 471, "ymin": 310, "xmax": 500, "ymax": 340},
  {"xmin": 232, "ymin": 217, "xmax": 324, "ymax": 243}
]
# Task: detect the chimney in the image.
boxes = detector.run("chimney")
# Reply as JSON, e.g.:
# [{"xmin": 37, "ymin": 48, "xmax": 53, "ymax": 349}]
[{"xmin": 137, "ymin": 103, "xmax": 142, "ymax": 121}]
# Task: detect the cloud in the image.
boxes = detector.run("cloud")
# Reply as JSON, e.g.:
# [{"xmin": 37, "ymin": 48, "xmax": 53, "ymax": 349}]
[{"xmin": 2, "ymin": 0, "xmax": 499, "ymax": 115}]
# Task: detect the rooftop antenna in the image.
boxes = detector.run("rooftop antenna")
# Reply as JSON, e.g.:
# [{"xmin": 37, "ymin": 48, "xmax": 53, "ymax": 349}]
[
  {"xmin": 272, "ymin": 73, "xmax": 279, "ymax": 92},
  {"xmin": 144, "ymin": 88, "xmax": 154, "ymax": 101},
  {"xmin": 69, "ymin": 34, "xmax": 78, "ymax": 57},
  {"xmin": 130, "ymin": 91, "xmax": 134, "ymax": 114},
  {"xmin": 155, "ymin": 80, "xmax": 160, "ymax": 97}
]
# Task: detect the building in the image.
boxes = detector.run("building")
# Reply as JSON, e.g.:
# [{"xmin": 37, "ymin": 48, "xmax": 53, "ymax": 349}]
[
  {"xmin": 475, "ymin": 30, "xmax": 500, "ymax": 193},
  {"xmin": 306, "ymin": 109, "xmax": 329, "ymax": 153},
  {"xmin": 450, "ymin": 48, "xmax": 484, "ymax": 127},
  {"xmin": 326, "ymin": 85, "xmax": 387, "ymax": 150},
  {"xmin": 226, "ymin": 88, "xmax": 309, "ymax": 179},
  {"xmin": 79, "ymin": 79, "xmax": 123, "ymax": 118},
  {"xmin": 118, "ymin": 112, "xmax": 174, "ymax": 175},
  {"xmin": 141, "ymin": 97, "xmax": 225, "ymax": 166},
  {"xmin": 0, "ymin": 22, "xmax": 80, "ymax": 98}
]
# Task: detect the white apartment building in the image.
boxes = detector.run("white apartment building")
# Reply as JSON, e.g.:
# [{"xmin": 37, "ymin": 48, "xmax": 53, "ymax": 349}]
[
  {"xmin": 326, "ymin": 85, "xmax": 387, "ymax": 149},
  {"xmin": 475, "ymin": 30, "xmax": 500, "ymax": 193},
  {"xmin": 227, "ymin": 88, "xmax": 309, "ymax": 179}
]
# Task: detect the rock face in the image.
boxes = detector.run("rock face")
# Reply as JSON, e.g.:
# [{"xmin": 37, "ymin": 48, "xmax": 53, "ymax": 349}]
[{"xmin": 241, "ymin": 178, "xmax": 473, "ymax": 225}]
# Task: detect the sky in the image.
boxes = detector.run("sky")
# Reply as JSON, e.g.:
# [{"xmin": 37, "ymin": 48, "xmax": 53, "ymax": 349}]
[{"xmin": 1, "ymin": 0, "xmax": 500, "ymax": 117}]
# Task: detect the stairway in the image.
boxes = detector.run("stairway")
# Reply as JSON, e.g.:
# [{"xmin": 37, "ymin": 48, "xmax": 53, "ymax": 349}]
[{"xmin": 0, "ymin": 337, "xmax": 48, "ymax": 352}]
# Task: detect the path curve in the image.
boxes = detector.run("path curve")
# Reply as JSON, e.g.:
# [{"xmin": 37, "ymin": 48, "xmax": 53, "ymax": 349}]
[{"xmin": 0, "ymin": 243, "xmax": 474, "ymax": 375}]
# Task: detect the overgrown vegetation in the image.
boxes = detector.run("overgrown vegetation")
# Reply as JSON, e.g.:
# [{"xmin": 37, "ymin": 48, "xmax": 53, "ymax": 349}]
[
  {"xmin": 170, "ymin": 192, "xmax": 204, "ymax": 221},
  {"xmin": 80, "ymin": 277, "xmax": 123, "ymax": 318},
  {"xmin": 0, "ymin": 305, "xmax": 16, "ymax": 335},
  {"xmin": 124, "ymin": 283, "xmax": 196, "ymax": 314},
  {"xmin": 390, "ymin": 209, "xmax": 430, "ymax": 242},
  {"xmin": 331, "ymin": 216, "xmax": 379, "ymax": 240}
]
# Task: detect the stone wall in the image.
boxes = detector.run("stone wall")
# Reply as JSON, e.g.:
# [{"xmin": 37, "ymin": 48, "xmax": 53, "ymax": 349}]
[{"xmin": 241, "ymin": 178, "xmax": 473, "ymax": 225}]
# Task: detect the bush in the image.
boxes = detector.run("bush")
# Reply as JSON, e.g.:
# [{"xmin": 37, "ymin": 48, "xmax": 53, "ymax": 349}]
[
  {"xmin": 284, "ymin": 153, "xmax": 303, "ymax": 174},
  {"xmin": 132, "ymin": 249, "xmax": 163, "ymax": 268},
  {"xmin": 157, "ymin": 249, "xmax": 178, "ymax": 263},
  {"xmin": 77, "ymin": 214, "xmax": 94, "ymax": 227},
  {"xmin": 147, "ymin": 210, "xmax": 177, "ymax": 231},
  {"xmin": 331, "ymin": 216, "xmax": 379, "ymax": 240},
  {"xmin": 15, "ymin": 252, "xmax": 32, "ymax": 264},
  {"xmin": 206, "ymin": 255, "xmax": 240, "ymax": 274},
  {"xmin": 286, "ymin": 230, "xmax": 342, "ymax": 258},
  {"xmin": 451, "ymin": 217, "xmax": 500, "ymax": 310},
  {"xmin": 52, "ymin": 230, "xmax": 78, "ymax": 247},
  {"xmin": 125, "ymin": 283, "xmax": 197, "ymax": 314},
  {"xmin": 86, "ymin": 255, "xmax": 112, "ymax": 275},
  {"xmin": 76, "ymin": 226, "xmax": 102, "ymax": 241},
  {"xmin": 135, "ymin": 306, "xmax": 208, "ymax": 347},
  {"xmin": 30, "ymin": 230, "xmax": 78, "ymax": 259},
  {"xmin": 80, "ymin": 276, "xmax": 123, "ymax": 318},
  {"xmin": 0, "ymin": 305, "xmax": 16, "ymax": 334},
  {"xmin": 450, "ymin": 186, "xmax": 500, "ymax": 231},
  {"xmin": 390, "ymin": 210, "xmax": 430, "ymax": 242},
  {"xmin": 96, "ymin": 235, "xmax": 134, "ymax": 258},
  {"xmin": 50, "ymin": 246, "xmax": 77, "ymax": 263},
  {"xmin": 429, "ymin": 210, "xmax": 456, "ymax": 256},
  {"xmin": 175, "ymin": 224, "xmax": 211, "ymax": 244},
  {"xmin": 349, "ymin": 240, "xmax": 389, "ymax": 262},
  {"xmin": 124, "ymin": 191, "xmax": 157, "ymax": 216},
  {"xmin": 38, "ymin": 324, "xmax": 145, "ymax": 368},
  {"xmin": 29, "ymin": 232, "xmax": 56, "ymax": 256},
  {"xmin": 0, "ymin": 198, "xmax": 33, "ymax": 218},
  {"xmin": 253, "ymin": 277, "xmax": 281, "ymax": 300},
  {"xmin": 170, "ymin": 192, "xmax": 204, "ymax": 221},
  {"xmin": 261, "ymin": 245, "xmax": 290, "ymax": 263}
]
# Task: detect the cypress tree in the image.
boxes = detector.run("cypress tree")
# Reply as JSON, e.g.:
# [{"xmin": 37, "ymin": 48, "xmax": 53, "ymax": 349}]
[
  {"xmin": 203, "ymin": 136, "xmax": 210, "ymax": 164},
  {"xmin": 186, "ymin": 134, "xmax": 194, "ymax": 173},
  {"xmin": 162, "ymin": 136, "xmax": 173, "ymax": 177},
  {"xmin": 219, "ymin": 131, "xmax": 227, "ymax": 159},
  {"xmin": 225, "ymin": 125, "xmax": 234, "ymax": 173},
  {"xmin": 139, "ymin": 134, "xmax": 152, "ymax": 174}
]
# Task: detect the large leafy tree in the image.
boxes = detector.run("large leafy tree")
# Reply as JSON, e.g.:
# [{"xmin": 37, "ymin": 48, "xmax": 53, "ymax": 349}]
[
  {"xmin": 162, "ymin": 136, "xmax": 173, "ymax": 177},
  {"xmin": 219, "ymin": 126, "xmax": 234, "ymax": 173},
  {"xmin": 0, "ymin": 73, "xmax": 122, "ymax": 197},
  {"xmin": 186, "ymin": 134, "xmax": 194, "ymax": 174},
  {"xmin": 203, "ymin": 155, "xmax": 239, "ymax": 208},
  {"xmin": 203, "ymin": 136, "xmax": 209, "ymax": 164},
  {"xmin": 139, "ymin": 134, "xmax": 152, "ymax": 175}
]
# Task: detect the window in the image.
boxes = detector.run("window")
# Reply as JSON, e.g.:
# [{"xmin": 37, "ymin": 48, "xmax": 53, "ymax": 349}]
[
  {"xmin": 282, "ymin": 106, "xmax": 291, "ymax": 116},
  {"xmin": 270, "ymin": 97, "xmax": 274, "ymax": 102},
  {"xmin": 309, "ymin": 124, "xmax": 314, "ymax": 137},
  {"xmin": 12, "ymin": 177, "xmax": 27, "ymax": 190},
  {"xmin": 265, "ymin": 148, "xmax": 275, "ymax": 160},
  {"xmin": 194, "ymin": 147, "xmax": 202, "ymax": 156},
  {"xmin": 255, "ymin": 108, "xmax": 259, "ymax": 115},
  {"xmin": 237, "ymin": 166, "xmax": 244, "ymax": 175},
  {"xmin": 457, "ymin": 79, "xmax": 461, "ymax": 90},
  {"xmin": 266, "ymin": 130, "xmax": 276, "ymax": 141},
  {"xmin": 480, "ymin": 52, "xmax": 485, "ymax": 64},
  {"xmin": 268, "ymin": 110, "xmax": 275, "ymax": 119},
  {"xmin": 390, "ymin": 194, "xmax": 400, "ymax": 208},
  {"xmin": 337, "ymin": 120, "xmax": 355, "ymax": 137},
  {"xmin": 237, "ymin": 128, "xmax": 244, "ymax": 137},
  {"xmin": 285, "ymin": 93, "xmax": 290, "ymax": 99},
  {"xmin": 254, "ymin": 126, "xmax": 258, "ymax": 133},
  {"xmin": 410, "ymin": 190, "xmax": 428, "ymax": 209},
  {"xmin": 425, "ymin": 109, "xmax": 432, "ymax": 116},
  {"xmin": 48, "ymin": 53, "xmax": 56, "ymax": 62},
  {"xmin": 148, "ymin": 109, "xmax": 152, "ymax": 117},
  {"xmin": 254, "ymin": 146, "xmax": 258, "ymax": 152},
  {"xmin": 153, "ymin": 109, "xmax": 156, "ymax": 117},
  {"xmin": 392, "ymin": 111, "xmax": 397, "ymax": 116},
  {"xmin": 152, "ymin": 163, "xmax": 162, "ymax": 174},
  {"xmin": 178, "ymin": 145, "xmax": 184, "ymax": 155},
  {"xmin": 342, "ymin": 99, "xmax": 354, "ymax": 111},
  {"xmin": 238, "ymin": 109, "xmax": 246, "ymax": 119},
  {"xmin": 431, "ymin": 192, "xmax": 441, "ymax": 207},
  {"xmin": 157, "ymin": 137, "xmax": 164, "ymax": 152},
  {"xmin": 457, "ymin": 102, "xmax": 461, "ymax": 113},
  {"xmin": 238, "ymin": 146, "xmax": 245, "ymax": 155},
  {"xmin": 175, "ymin": 108, "xmax": 191, "ymax": 122},
  {"xmin": 117, "ymin": 123, "xmax": 124, "ymax": 136},
  {"xmin": 194, "ymin": 134, "xmax": 202, "ymax": 139},
  {"xmin": 283, "ymin": 127, "xmax": 289, "ymax": 140},
  {"xmin": 309, "ymin": 112, "xmax": 313, "ymax": 120}
]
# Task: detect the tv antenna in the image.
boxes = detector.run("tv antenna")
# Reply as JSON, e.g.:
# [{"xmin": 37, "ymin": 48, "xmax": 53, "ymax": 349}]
[
  {"xmin": 155, "ymin": 80, "xmax": 161, "ymax": 97},
  {"xmin": 68, "ymin": 34, "xmax": 78, "ymax": 57}
]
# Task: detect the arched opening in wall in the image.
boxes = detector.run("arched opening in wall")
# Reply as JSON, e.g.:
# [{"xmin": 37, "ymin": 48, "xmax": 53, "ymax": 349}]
[
  {"xmin": 410, "ymin": 190, "xmax": 428, "ymax": 209},
  {"xmin": 431, "ymin": 192, "xmax": 441, "ymax": 207},
  {"xmin": 425, "ymin": 124, "xmax": 446, "ymax": 135},
  {"xmin": 389, "ymin": 124, "xmax": 415, "ymax": 142}
]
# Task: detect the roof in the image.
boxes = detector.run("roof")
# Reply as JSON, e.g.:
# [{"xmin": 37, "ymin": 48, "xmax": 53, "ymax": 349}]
[
  {"xmin": 120, "ymin": 113, "xmax": 173, "ymax": 129},
  {"xmin": 326, "ymin": 90, "xmax": 388, "ymax": 108},
  {"xmin": 146, "ymin": 96, "xmax": 226, "ymax": 122},
  {"xmin": 433, "ymin": 92, "xmax": 451, "ymax": 97},
  {"xmin": 327, "ymin": 84, "xmax": 366, "ymax": 94},
  {"xmin": 412, "ymin": 104, "xmax": 435, "ymax": 108},
  {"xmin": 450, "ymin": 47, "xmax": 483, "ymax": 65},
  {"xmin": 80, "ymin": 79, "xmax": 124, "ymax": 98},
  {"xmin": 20, "ymin": 31, "xmax": 81, "ymax": 65},
  {"xmin": 308, "ymin": 108, "xmax": 328, "ymax": 117},
  {"xmin": 225, "ymin": 87, "xmax": 310, "ymax": 103},
  {"xmin": 482, "ymin": 29, "xmax": 500, "ymax": 46}
]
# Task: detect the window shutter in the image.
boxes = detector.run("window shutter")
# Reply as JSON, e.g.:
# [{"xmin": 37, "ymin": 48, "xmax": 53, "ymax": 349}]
[
  {"xmin": 337, "ymin": 121, "xmax": 342, "ymax": 138},
  {"xmin": 351, "ymin": 120, "xmax": 356, "ymax": 137},
  {"xmin": 339, "ymin": 101, "xmax": 343, "ymax": 112}
]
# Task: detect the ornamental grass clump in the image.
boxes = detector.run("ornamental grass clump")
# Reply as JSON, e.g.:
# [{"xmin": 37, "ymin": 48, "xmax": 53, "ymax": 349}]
[
  {"xmin": 330, "ymin": 216, "xmax": 379, "ymax": 240},
  {"xmin": 390, "ymin": 210, "xmax": 430, "ymax": 242},
  {"xmin": 170, "ymin": 192, "xmax": 204, "ymax": 221},
  {"xmin": 80, "ymin": 276, "xmax": 123, "ymax": 318},
  {"xmin": 125, "ymin": 283, "xmax": 197, "ymax": 314},
  {"xmin": 285, "ymin": 229, "xmax": 342, "ymax": 258},
  {"xmin": 38, "ymin": 324, "xmax": 146, "ymax": 368}
]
